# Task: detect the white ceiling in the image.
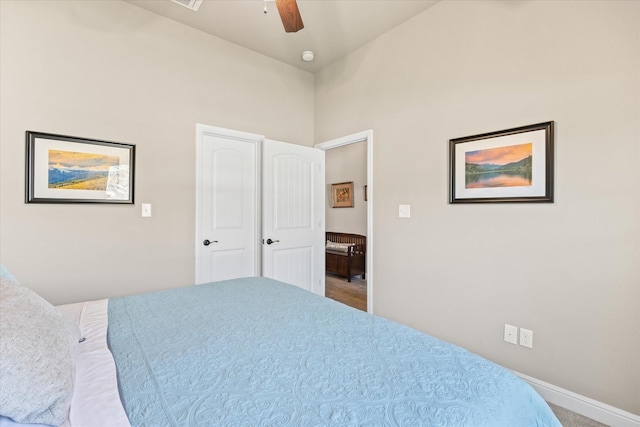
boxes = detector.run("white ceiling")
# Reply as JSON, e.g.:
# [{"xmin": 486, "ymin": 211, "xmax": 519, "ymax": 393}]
[{"xmin": 124, "ymin": 0, "xmax": 439, "ymax": 73}]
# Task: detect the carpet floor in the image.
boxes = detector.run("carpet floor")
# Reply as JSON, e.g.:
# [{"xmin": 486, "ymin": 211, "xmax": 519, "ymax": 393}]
[{"xmin": 549, "ymin": 403, "xmax": 609, "ymax": 427}]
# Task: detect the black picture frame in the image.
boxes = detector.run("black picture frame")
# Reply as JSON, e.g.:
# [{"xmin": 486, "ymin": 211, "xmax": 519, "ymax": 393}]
[
  {"xmin": 26, "ymin": 131, "xmax": 135, "ymax": 204},
  {"xmin": 449, "ymin": 121, "xmax": 554, "ymax": 204}
]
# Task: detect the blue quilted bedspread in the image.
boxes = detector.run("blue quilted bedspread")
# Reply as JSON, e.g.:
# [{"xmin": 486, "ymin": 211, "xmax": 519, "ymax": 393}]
[{"xmin": 107, "ymin": 277, "xmax": 560, "ymax": 426}]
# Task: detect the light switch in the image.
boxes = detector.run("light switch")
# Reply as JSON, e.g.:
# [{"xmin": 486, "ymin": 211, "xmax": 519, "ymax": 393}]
[
  {"xmin": 399, "ymin": 204, "xmax": 411, "ymax": 218},
  {"xmin": 504, "ymin": 324, "xmax": 518, "ymax": 345},
  {"xmin": 141, "ymin": 203, "xmax": 152, "ymax": 217}
]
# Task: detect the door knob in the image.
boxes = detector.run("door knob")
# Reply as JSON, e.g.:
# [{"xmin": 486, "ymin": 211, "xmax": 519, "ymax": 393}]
[
  {"xmin": 265, "ymin": 238, "xmax": 280, "ymax": 245},
  {"xmin": 203, "ymin": 239, "xmax": 218, "ymax": 246}
]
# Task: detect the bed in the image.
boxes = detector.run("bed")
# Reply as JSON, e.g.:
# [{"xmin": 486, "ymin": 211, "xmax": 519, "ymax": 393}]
[{"xmin": 0, "ymin": 268, "xmax": 561, "ymax": 426}]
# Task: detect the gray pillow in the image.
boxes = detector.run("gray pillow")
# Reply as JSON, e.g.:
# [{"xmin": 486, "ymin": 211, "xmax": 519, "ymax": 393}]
[{"xmin": 0, "ymin": 276, "xmax": 80, "ymax": 426}]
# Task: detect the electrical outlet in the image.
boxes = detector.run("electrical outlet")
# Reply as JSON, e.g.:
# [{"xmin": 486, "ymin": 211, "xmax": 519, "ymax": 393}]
[
  {"xmin": 520, "ymin": 328, "xmax": 533, "ymax": 349},
  {"xmin": 399, "ymin": 204, "xmax": 411, "ymax": 218},
  {"xmin": 504, "ymin": 324, "xmax": 518, "ymax": 345}
]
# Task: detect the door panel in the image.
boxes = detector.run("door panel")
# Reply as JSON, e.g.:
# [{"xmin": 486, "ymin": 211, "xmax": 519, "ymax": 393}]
[
  {"xmin": 271, "ymin": 247, "xmax": 312, "ymax": 288},
  {"xmin": 262, "ymin": 139, "xmax": 325, "ymax": 295},
  {"xmin": 208, "ymin": 249, "xmax": 247, "ymax": 282},
  {"xmin": 196, "ymin": 127, "xmax": 324, "ymax": 292},
  {"xmin": 196, "ymin": 129, "xmax": 258, "ymax": 284}
]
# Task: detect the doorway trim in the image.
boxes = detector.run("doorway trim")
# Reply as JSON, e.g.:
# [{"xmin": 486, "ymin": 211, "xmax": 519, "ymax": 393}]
[{"xmin": 315, "ymin": 129, "xmax": 374, "ymax": 314}]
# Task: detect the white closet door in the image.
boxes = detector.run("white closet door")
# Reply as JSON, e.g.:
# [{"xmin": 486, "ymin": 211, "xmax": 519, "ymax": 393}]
[
  {"xmin": 196, "ymin": 127, "xmax": 260, "ymax": 284},
  {"xmin": 262, "ymin": 139, "xmax": 325, "ymax": 295}
]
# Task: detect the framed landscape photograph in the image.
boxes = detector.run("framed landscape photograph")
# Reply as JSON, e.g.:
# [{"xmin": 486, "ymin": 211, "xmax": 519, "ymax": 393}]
[
  {"xmin": 26, "ymin": 131, "xmax": 135, "ymax": 204},
  {"xmin": 331, "ymin": 181, "xmax": 354, "ymax": 208},
  {"xmin": 449, "ymin": 121, "xmax": 554, "ymax": 203}
]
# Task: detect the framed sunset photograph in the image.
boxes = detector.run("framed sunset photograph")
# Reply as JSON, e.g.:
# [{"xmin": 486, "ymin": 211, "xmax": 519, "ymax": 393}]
[
  {"xmin": 26, "ymin": 131, "xmax": 135, "ymax": 204},
  {"xmin": 449, "ymin": 121, "xmax": 554, "ymax": 203}
]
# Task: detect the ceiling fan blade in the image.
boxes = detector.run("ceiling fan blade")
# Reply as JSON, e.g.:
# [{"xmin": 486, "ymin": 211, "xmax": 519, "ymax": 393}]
[{"xmin": 275, "ymin": 0, "xmax": 304, "ymax": 33}]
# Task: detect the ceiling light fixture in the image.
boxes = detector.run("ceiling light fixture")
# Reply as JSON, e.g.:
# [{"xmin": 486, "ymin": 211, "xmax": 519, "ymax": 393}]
[{"xmin": 301, "ymin": 51, "xmax": 314, "ymax": 62}]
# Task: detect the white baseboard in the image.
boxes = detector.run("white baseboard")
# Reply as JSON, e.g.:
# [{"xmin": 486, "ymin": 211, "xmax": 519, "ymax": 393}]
[{"xmin": 513, "ymin": 371, "xmax": 640, "ymax": 427}]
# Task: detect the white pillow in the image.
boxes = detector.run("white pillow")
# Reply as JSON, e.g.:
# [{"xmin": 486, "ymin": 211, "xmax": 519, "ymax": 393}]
[{"xmin": 0, "ymin": 274, "xmax": 79, "ymax": 426}]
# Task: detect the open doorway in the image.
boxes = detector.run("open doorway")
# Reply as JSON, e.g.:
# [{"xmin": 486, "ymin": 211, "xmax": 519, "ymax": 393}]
[
  {"xmin": 324, "ymin": 142, "xmax": 367, "ymax": 310},
  {"xmin": 315, "ymin": 130, "xmax": 373, "ymax": 313}
]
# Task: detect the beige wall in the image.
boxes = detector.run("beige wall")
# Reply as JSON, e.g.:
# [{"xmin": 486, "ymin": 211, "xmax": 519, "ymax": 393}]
[
  {"xmin": 0, "ymin": 0, "xmax": 314, "ymax": 303},
  {"xmin": 315, "ymin": 0, "xmax": 640, "ymax": 415},
  {"xmin": 1, "ymin": 0, "xmax": 638, "ymax": 417},
  {"xmin": 325, "ymin": 142, "xmax": 367, "ymax": 236}
]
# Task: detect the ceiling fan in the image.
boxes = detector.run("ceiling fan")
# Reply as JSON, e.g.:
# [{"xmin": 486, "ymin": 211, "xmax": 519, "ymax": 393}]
[
  {"xmin": 272, "ymin": 0, "xmax": 304, "ymax": 33},
  {"xmin": 169, "ymin": 0, "xmax": 304, "ymax": 33}
]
